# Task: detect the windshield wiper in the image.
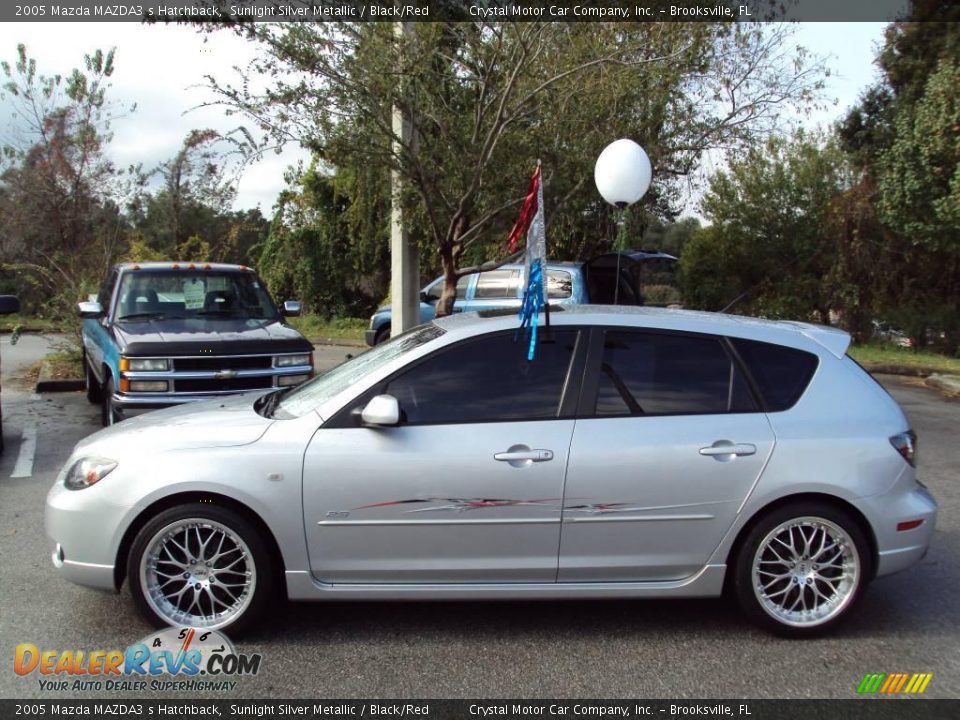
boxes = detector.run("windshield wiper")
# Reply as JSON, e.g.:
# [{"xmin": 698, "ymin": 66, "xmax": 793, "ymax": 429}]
[{"xmin": 117, "ymin": 312, "xmax": 166, "ymax": 321}]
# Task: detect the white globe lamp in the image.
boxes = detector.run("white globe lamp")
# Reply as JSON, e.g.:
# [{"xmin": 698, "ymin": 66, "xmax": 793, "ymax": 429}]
[{"xmin": 594, "ymin": 139, "xmax": 652, "ymax": 208}]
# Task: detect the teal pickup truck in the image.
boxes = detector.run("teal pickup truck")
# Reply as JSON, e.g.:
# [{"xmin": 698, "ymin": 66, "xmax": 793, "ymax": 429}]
[
  {"xmin": 365, "ymin": 250, "xmax": 677, "ymax": 346},
  {"xmin": 79, "ymin": 262, "xmax": 314, "ymax": 426}
]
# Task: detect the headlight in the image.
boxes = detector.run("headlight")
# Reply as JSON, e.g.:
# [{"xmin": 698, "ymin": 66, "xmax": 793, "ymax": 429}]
[
  {"xmin": 64, "ymin": 457, "xmax": 118, "ymax": 491},
  {"xmin": 121, "ymin": 358, "xmax": 169, "ymax": 372},
  {"xmin": 275, "ymin": 354, "xmax": 312, "ymax": 368}
]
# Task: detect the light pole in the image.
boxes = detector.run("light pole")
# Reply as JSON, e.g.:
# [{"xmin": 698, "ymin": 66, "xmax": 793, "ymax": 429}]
[{"xmin": 390, "ymin": 20, "xmax": 420, "ymax": 338}]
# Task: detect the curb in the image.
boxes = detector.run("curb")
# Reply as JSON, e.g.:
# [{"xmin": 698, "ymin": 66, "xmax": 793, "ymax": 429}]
[
  {"xmin": 925, "ymin": 374, "xmax": 960, "ymax": 397},
  {"xmin": 309, "ymin": 337, "xmax": 367, "ymax": 349},
  {"xmin": 858, "ymin": 362, "xmax": 946, "ymax": 378},
  {"xmin": 35, "ymin": 360, "xmax": 84, "ymax": 394}
]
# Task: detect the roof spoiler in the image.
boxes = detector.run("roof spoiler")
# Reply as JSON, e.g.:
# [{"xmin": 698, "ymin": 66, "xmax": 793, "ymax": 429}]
[{"xmin": 780, "ymin": 321, "xmax": 851, "ymax": 358}]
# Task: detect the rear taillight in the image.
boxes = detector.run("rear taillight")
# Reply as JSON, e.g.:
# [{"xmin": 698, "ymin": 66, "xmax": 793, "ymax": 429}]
[{"xmin": 890, "ymin": 430, "xmax": 917, "ymax": 467}]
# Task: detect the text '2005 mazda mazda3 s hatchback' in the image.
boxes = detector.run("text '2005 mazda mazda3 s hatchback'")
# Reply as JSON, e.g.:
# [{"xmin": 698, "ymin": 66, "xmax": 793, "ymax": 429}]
[{"xmin": 45, "ymin": 306, "xmax": 937, "ymax": 637}]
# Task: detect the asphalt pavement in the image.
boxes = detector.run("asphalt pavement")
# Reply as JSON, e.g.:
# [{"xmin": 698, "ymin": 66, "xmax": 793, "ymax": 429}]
[{"xmin": 0, "ymin": 336, "xmax": 956, "ymax": 699}]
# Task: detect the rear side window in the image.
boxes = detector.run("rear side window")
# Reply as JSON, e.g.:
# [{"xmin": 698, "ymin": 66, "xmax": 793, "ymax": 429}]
[
  {"xmin": 594, "ymin": 331, "xmax": 756, "ymax": 416},
  {"xmin": 731, "ymin": 338, "xmax": 819, "ymax": 411},
  {"xmin": 546, "ymin": 270, "xmax": 573, "ymax": 299},
  {"xmin": 474, "ymin": 270, "xmax": 520, "ymax": 299}
]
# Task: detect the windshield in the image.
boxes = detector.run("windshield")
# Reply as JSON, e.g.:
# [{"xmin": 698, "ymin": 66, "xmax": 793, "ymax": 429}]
[
  {"xmin": 275, "ymin": 324, "xmax": 445, "ymax": 418},
  {"xmin": 115, "ymin": 270, "xmax": 279, "ymax": 321}
]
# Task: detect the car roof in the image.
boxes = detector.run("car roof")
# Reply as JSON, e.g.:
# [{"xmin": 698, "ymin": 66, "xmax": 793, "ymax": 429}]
[
  {"xmin": 114, "ymin": 262, "xmax": 257, "ymax": 273},
  {"xmin": 432, "ymin": 304, "xmax": 851, "ymax": 358}
]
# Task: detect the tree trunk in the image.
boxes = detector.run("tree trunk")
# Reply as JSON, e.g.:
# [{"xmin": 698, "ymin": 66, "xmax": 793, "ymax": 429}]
[{"xmin": 435, "ymin": 244, "xmax": 458, "ymax": 318}]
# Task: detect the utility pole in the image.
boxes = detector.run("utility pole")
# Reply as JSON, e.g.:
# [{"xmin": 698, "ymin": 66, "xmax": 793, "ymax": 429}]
[{"xmin": 390, "ymin": 20, "xmax": 420, "ymax": 339}]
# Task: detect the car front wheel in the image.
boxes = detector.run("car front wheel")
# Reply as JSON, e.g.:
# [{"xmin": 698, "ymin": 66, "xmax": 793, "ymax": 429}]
[
  {"xmin": 127, "ymin": 503, "xmax": 274, "ymax": 635},
  {"xmin": 733, "ymin": 503, "xmax": 870, "ymax": 637}
]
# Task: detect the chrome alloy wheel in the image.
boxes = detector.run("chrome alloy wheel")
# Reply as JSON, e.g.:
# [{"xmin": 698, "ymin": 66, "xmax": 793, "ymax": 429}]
[
  {"xmin": 140, "ymin": 519, "xmax": 256, "ymax": 629},
  {"xmin": 751, "ymin": 516, "xmax": 860, "ymax": 628}
]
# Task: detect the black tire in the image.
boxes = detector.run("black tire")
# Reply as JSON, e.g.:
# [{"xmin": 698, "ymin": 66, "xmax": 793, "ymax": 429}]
[
  {"xmin": 101, "ymin": 374, "xmax": 118, "ymax": 427},
  {"xmin": 127, "ymin": 503, "xmax": 274, "ymax": 636},
  {"xmin": 733, "ymin": 502, "xmax": 871, "ymax": 638},
  {"xmin": 84, "ymin": 353, "xmax": 102, "ymax": 404},
  {"xmin": 374, "ymin": 326, "xmax": 391, "ymax": 345}
]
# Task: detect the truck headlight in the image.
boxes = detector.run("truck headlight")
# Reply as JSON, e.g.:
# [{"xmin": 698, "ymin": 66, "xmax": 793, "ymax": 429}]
[
  {"xmin": 64, "ymin": 457, "xmax": 118, "ymax": 491},
  {"xmin": 122, "ymin": 358, "xmax": 169, "ymax": 372},
  {"xmin": 275, "ymin": 354, "xmax": 312, "ymax": 368}
]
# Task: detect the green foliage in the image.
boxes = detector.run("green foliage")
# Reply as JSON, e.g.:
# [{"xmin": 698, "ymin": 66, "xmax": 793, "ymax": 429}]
[
  {"xmin": 207, "ymin": 22, "xmax": 825, "ymax": 314},
  {"xmin": 255, "ymin": 162, "xmax": 390, "ymax": 318},
  {"xmin": 683, "ymin": 133, "xmax": 852, "ymax": 320}
]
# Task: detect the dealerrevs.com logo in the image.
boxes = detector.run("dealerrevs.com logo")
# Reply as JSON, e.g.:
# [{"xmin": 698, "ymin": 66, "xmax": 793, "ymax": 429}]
[{"xmin": 14, "ymin": 627, "xmax": 262, "ymax": 692}]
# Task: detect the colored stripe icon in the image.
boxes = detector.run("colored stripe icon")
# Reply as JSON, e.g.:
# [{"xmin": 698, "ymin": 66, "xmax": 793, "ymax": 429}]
[{"xmin": 857, "ymin": 673, "xmax": 933, "ymax": 694}]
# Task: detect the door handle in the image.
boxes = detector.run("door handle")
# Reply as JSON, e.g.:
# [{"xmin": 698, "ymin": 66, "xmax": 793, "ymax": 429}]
[
  {"xmin": 699, "ymin": 441, "xmax": 757, "ymax": 458},
  {"xmin": 495, "ymin": 449, "xmax": 554, "ymax": 462}
]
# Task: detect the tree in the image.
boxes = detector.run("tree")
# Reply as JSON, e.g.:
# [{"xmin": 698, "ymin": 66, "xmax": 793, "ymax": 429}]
[
  {"xmin": 205, "ymin": 21, "xmax": 825, "ymax": 315},
  {"xmin": 681, "ymin": 133, "xmax": 854, "ymax": 322},
  {"xmin": 256, "ymin": 161, "xmax": 390, "ymax": 317},
  {"xmin": 0, "ymin": 44, "xmax": 134, "ymax": 318},
  {"xmin": 836, "ymin": 10, "xmax": 960, "ymax": 352}
]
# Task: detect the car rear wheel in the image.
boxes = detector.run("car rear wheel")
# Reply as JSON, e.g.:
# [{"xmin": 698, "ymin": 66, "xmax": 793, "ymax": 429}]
[
  {"xmin": 733, "ymin": 503, "xmax": 870, "ymax": 637},
  {"xmin": 84, "ymin": 353, "xmax": 101, "ymax": 404},
  {"xmin": 101, "ymin": 374, "xmax": 118, "ymax": 426},
  {"xmin": 127, "ymin": 503, "xmax": 274, "ymax": 635}
]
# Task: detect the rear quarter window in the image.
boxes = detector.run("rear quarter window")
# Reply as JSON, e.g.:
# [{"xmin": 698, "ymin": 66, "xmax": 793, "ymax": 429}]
[{"xmin": 731, "ymin": 338, "xmax": 819, "ymax": 412}]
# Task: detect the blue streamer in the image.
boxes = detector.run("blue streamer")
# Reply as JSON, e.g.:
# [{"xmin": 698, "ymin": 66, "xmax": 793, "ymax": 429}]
[{"xmin": 517, "ymin": 259, "xmax": 545, "ymax": 361}]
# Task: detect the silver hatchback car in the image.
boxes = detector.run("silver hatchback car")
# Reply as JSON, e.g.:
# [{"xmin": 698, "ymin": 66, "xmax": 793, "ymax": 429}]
[{"xmin": 46, "ymin": 306, "xmax": 936, "ymax": 637}]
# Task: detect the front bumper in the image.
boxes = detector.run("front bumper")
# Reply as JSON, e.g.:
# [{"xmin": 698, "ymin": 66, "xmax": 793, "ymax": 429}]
[
  {"xmin": 45, "ymin": 478, "xmax": 128, "ymax": 591},
  {"xmin": 364, "ymin": 329, "xmax": 378, "ymax": 347}
]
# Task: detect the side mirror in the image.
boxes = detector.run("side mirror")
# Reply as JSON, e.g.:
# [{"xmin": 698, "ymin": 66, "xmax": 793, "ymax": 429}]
[
  {"xmin": 77, "ymin": 300, "xmax": 104, "ymax": 319},
  {"xmin": 282, "ymin": 300, "xmax": 302, "ymax": 317},
  {"xmin": 0, "ymin": 295, "xmax": 20, "ymax": 315},
  {"xmin": 360, "ymin": 394, "xmax": 400, "ymax": 427}
]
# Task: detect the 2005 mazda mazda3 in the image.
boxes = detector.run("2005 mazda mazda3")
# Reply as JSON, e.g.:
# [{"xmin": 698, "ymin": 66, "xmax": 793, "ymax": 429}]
[{"xmin": 46, "ymin": 306, "xmax": 937, "ymax": 636}]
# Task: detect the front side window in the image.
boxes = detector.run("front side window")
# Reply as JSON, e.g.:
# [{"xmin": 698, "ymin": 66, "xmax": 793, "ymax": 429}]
[
  {"xmin": 385, "ymin": 330, "xmax": 579, "ymax": 425},
  {"xmin": 277, "ymin": 324, "xmax": 446, "ymax": 419},
  {"xmin": 424, "ymin": 275, "xmax": 470, "ymax": 302},
  {"xmin": 594, "ymin": 330, "xmax": 756, "ymax": 416}
]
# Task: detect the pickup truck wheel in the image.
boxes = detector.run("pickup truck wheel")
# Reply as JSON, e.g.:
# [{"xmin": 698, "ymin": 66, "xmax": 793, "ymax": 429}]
[
  {"xmin": 84, "ymin": 353, "xmax": 101, "ymax": 404},
  {"xmin": 101, "ymin": 375, "xmax": 118, "ymax": 427},
  {"xmin": 374, "ymin": 326, "xmax": 391, "ymax": 345}
]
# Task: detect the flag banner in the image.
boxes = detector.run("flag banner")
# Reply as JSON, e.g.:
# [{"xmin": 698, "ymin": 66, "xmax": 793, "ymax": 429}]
[{"xmin": 513, "ymin": 162, "xmax": 546, "ymax": 360}]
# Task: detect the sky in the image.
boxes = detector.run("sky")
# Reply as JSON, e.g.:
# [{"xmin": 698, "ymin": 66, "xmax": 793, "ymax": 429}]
[{"xmin": 0, "ymin": 21, "xmax": 888, "ymax": 216}]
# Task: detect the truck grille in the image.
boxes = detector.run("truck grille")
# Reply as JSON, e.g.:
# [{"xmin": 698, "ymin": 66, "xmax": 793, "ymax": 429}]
[
  {"xmin": 175, "ymin": 377, "xmax": 274, "ymax": 393},
  {"xmin": 174, "ymin": 356, "xmax": 273, "ymax": 372}
]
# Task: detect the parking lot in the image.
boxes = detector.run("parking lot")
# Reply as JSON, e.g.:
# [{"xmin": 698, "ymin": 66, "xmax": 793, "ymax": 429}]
[{"xmin": 0, "ymin": 336, "xmax": 957, "ymax": 699}]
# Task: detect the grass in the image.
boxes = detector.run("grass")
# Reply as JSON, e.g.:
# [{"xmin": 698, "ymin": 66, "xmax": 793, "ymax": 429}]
[
  {"xmin": 289, "ymin": 315, "xmax": 367, "ymax": 343},
  {"xmin": 849, "ymin": 343, "xmax": 960, "ymax": 375},
  {"xmin": 33, "ymin": 348, "xmax": 84, "ymax": 382},
  {"xmin": 0, "ymin": 314, "xmax": 67, "ymax": 334}
]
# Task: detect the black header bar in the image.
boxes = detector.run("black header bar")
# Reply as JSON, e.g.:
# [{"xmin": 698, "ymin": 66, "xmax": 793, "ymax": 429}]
[{"xmin": 3, "ymin": 0, "xmax": 914, "ymax": 24}]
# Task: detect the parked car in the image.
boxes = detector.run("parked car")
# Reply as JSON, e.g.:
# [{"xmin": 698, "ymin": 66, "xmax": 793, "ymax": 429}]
[
  {"xmin": 47, "ymin": 305, "xmax": 935, "ymax": 637},
  {"xmin": 0, "ymin": 294, "xmax": 21, "ymax": 453},
  {"xmin": 79, "ymin": 262, "xmax": 314, "ymax": 426},
  {"xmin": 365, "ymin": 249, "xmax": 677, "ymax": 345}
]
